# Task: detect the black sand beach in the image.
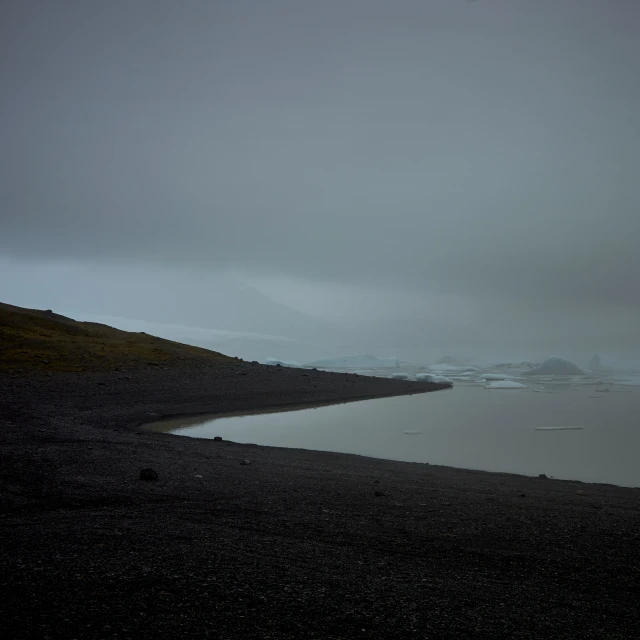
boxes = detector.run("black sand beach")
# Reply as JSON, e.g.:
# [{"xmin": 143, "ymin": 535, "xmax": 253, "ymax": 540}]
[{"xmin": 1, "ymin": 363, "xmax": 639, "ymax": 639}]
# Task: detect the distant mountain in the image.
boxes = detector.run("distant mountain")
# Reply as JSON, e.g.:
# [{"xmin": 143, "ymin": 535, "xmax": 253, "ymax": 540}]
[
  {"xmin": 65, "ymin": 313, "xmax": 329, "ymax": 363},
  {"xmin": 26, "ymin": 273, "xmax": 336, "ymax": 343}
]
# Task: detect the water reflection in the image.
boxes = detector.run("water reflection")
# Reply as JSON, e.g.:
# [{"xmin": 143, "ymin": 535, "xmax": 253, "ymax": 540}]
[{"xmin": 147, "ymin": 383, "xmax": 640, "ymax": 487}]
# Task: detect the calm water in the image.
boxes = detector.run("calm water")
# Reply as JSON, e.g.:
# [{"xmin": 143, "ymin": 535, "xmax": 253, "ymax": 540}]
[{"xmin": 150, "ymin": 383, "xmax": 640, "ymax": 487}]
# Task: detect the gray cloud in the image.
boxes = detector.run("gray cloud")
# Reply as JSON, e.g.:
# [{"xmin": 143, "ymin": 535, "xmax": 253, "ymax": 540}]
[{"xmin": 1, "ymin": 0, "xmax": 639, "ymax": 357}]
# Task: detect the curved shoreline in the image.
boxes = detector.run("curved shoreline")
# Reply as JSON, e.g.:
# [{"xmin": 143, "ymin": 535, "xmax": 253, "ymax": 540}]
[
  {"xmin": 141, "ymin": 389, "xmax": 454, "ymax": 433},
  {"xmin": 1, "ymin": 364, "xmax": 639, "ymax": 639}
]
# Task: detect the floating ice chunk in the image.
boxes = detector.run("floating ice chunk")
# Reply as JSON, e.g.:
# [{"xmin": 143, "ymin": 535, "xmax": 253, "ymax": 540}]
[
  {"xmin": 480, "ymin": 373, "xmax": 509, "ymax": 381},
  {"xmin": 533, "ymin": 387, "xmax": 561, "ymax": 394},
  {"xmin": 415, "ymin": 373, "xmax": 435, "ymax": 382},
  {"xmin": 431, "ymin": 375, "xmax": 452, "ymax": 384},
  {"xmin": 535, "ymin": 426, "xmax": 584, "ymax": 431},
  {"xmin": 428, "ymin": 363, "xmax": 478, "ymax": 373},
  {"xmin": 404, "ymin": 430, "xmax": 423, "ymax": 435},
  {"xmin": 390, "ymin": 372, "xmax": 409, "ymax": 380},
  {"xmin": 484, "ymin": 381, "xmax": 528, "ymax": 389}
]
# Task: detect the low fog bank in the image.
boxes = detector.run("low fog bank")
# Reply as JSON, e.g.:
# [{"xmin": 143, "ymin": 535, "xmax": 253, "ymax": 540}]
[{"xmin": 1, "ymin": 259, "xmax": 638, "ymax": 371}]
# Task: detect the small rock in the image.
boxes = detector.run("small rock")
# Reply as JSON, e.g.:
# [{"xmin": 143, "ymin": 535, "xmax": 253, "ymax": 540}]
[
  {"xmin": 194, "ymin": 474, "xmax": 203, "ymax": 479},
  {"xmin": 372, "ymin": 480, "xmax": 380, "ymax": 484},
  {"xmin": 519, "ymin": 493, "xmax": 526, "ymax": 498},
  {"xmin": 240, "ymin": 459, "xmax": 251, "ymax": 466},
  {"xmin": 139, "ymin": 468, "xmax": 158, "ymax": 481},
  {"xmin": 42, "ymin": 359, "xmax": 49, "ymax": 365},
  {"xmin": 213, "ymin": 436, "xmax": 223, "ymax": 442},
  {"xmin": 374, "ymin": 490, "xmax": 385, "ymax": 497},
  {"xmin": 576, "ymin": 489, "xmax": 585, "ymax": 496},
  {"xmin": 538, "ymin": 474, "xmax": 548, "ymax": 479}
]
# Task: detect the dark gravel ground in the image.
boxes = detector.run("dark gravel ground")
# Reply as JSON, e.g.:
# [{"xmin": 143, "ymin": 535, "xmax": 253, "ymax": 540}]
[{"xmin": 1, "ymin": 362, "xmax": 639, "ymax": 639}]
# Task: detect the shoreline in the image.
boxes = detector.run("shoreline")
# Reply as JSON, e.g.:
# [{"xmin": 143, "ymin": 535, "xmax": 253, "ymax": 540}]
[
  {"xmin": 1, "ymin": 364, "xmax": 639, "ymax": 638},
  {"xmin": 141, "ymin": 388, "xmax": 453, "ymax": 433}
]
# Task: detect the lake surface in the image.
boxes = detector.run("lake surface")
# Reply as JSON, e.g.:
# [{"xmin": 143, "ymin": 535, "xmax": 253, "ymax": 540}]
[{"xmin": 150, "ymin": 382, "xmax": 640, "ymax": 487}]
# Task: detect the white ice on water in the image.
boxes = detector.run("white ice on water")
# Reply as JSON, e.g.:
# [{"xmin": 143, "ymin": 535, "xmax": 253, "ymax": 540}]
[
  {"xmin": 416, "ymin": 372, "xmax": 451, "ymax": 383},
  {"xmin": 484, "ymin": 381, "xmax": 528, "ymax": 389}
]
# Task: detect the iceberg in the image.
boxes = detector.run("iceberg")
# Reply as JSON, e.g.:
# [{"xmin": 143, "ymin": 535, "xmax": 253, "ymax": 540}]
[
  {"xmin": 522, "ymin": 356, "xmax": 584, "ymax": 376},
  {"xmin": 589, "ymin": 354, "xmax": 640, "ymax": 373}
]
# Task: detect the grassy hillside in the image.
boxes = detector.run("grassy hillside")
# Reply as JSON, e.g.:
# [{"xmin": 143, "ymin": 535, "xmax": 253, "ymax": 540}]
[{"xmin": 0, "ymin": 302, "xmax": 234, "ymax": 372}]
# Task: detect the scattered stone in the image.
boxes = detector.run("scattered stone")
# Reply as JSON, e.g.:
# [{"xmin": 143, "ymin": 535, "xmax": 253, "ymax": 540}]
[
  {"xmin": 42, "ymin": 359, "xmax": 49, "ymax": 365},
  {"xmin": 139, "ymin": 468, "xmax": 158, "ymax": 481},
  {"xmin": 576, "ymin": 489, "xmax": 585, "ymax": 496},
  {"xmin": 213, "ymin": 436, "xmax": 223, "ymax": 442},
  {"xmin": 519, "ymin": 493, "xmax": 526, "ymax": 498},
  {"xmin": 374, "ymin": 490, "xmax": 385, "ymax": 497},
  {"xmin": 194, "ymin": 474, "xmax": 203, "ymax": 479},
  {"xmin": 538, "ymin": 474, "xmax": 548, "ymax": 479},
  {"xmin": 240, "ymin": 459, "xmax": 251, "ymax": 466}
]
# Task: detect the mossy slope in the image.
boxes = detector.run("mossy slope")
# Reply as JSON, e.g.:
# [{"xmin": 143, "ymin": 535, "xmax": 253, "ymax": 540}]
[{"xmin": 0, "ymin": 302, "xmax": 234, "ymax": 372}]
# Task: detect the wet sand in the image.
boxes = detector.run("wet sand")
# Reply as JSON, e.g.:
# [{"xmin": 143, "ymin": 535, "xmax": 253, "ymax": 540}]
[{"xmin": 1, "ymin": 362, "xmax": 639, "ymax": 639}]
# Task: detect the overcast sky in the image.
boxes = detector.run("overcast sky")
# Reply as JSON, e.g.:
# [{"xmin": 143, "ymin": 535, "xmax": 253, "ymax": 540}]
[{"xmin": 1, "ymin": 0, "xmax": 639, "ymax": 361}]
